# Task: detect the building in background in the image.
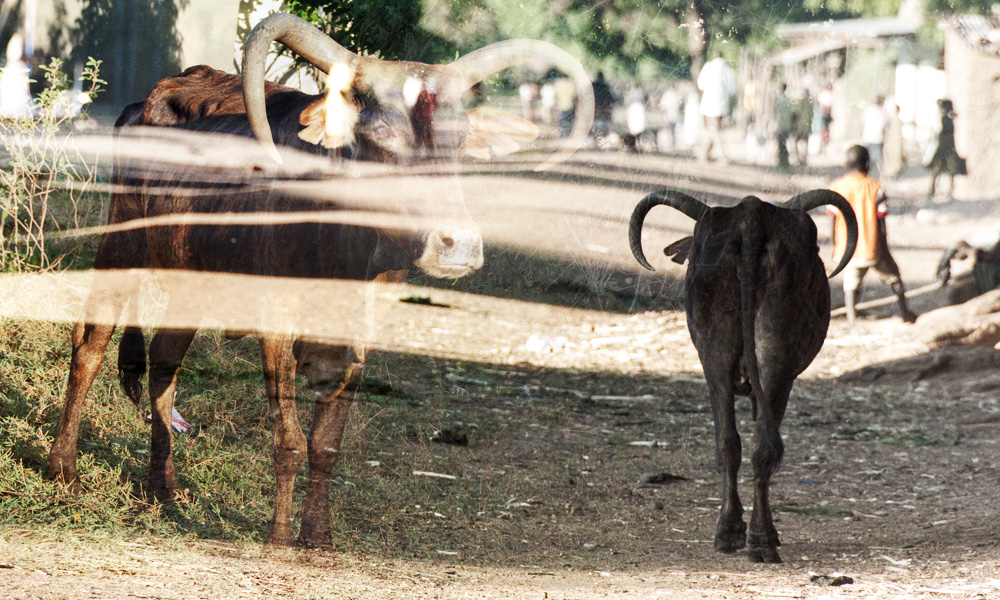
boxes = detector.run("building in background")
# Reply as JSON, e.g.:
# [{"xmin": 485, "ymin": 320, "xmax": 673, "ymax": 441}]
[
  {"xmin": 3, "ymin": 0, "xmax": 239, "ymax": 109},
  {"xmin": 946, "ymin": 13, "xmax": 1000, "ymax": 200},
  {"xmin": 757, "ymin": 15, "xmax": 936, "ymax": 155}
]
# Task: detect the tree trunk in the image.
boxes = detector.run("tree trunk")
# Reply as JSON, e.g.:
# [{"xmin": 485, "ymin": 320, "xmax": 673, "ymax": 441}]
[
  {"xmin": 686, "ymin": 4, "xmax": 706, "ymax": 79},
  {"xmin": 917, "ymin": 288, "xmax": 1000, "ymax": 347}
]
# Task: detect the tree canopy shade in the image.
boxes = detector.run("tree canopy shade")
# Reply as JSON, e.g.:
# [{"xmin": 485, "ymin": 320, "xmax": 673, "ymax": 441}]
[
  {"xmin": 420, "ymin": 0, "xmax": 849, "ymax": 79},
  {"xmin": 69, "ymin": 0, "xmax": 185, "ymax": 106},
  {"xmin": 282, "ymin": 0, "xmax": 458, "ymax": 60},
  {"xmin": 275, "ymin": 0, "xmax": 994, "ymax": 81}
]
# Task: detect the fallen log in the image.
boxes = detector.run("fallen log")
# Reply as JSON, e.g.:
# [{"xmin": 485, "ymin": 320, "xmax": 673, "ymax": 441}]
[
  {"xmin": 830, "ymin": 281, "xmax": 942, "ymax": 317},
  {"xmin": 911, "ymin": 288, "xmax": 1000, "ymax": 347}
]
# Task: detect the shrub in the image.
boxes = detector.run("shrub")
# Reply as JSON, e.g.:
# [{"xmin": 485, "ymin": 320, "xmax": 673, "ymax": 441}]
[{"xmin": 0, "ymin": 57, "xmax": 105, "ymax": 272}]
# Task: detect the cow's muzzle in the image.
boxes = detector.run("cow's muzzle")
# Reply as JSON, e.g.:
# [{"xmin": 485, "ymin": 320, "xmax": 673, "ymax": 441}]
[{"xmin": 415, "ymin": 226, "xmax": 484, "ymax": 279}]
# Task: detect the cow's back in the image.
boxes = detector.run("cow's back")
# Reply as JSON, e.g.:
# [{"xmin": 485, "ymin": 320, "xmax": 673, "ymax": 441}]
[
  {"xmin": 753, "ymin": 204, "xmax": 830, "ymax": 378},
  {"xmin": 685, "ymin": 200, "xmax": 830, "ymax": 382},
  {"xmin": 107, "ymin": 66, "xmax": 374, "ymax": 279},
  {"xmin": 140, "ymin": 65, "xmax": 277, "ymax": 127}
]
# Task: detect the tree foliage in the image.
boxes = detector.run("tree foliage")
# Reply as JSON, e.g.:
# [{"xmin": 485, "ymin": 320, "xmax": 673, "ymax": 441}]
[
  {"xmin": 282, "ymin": 0, "xmax": 456, "ymax": 60},
  {"xmin": 275, "ymin": 0, "xmax": 984, "ymax": 82}
]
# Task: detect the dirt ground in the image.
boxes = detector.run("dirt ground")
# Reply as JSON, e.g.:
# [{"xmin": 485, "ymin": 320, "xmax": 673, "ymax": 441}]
[{"xmin": 4, "ymin": 143, "xmax": 1000, "ymax": 599}]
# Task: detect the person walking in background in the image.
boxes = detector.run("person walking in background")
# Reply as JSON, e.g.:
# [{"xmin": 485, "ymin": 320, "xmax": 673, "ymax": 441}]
[
  {"xmin": 552, "ymin": 73, "xmax": 576, "ymax": 138},
  {"xmin": 624, "ymin": 85, "xmax": 646, "ymax": 152},
  {"xmin": 0, "ymin": 32, "xmax": 32, "ymax": 118},
  {"xmin": 538, "ymin": 79, "xmax": 555, "ymax": 124},
  {"xmin": 828, "ymin": 145, "xmax": 916, "ymax": 326},
  {"xmin": 791, "ymin": 88, "xmax": 812, "ymax": 166},
  {"xmin": 657, "ymin": 83, "xmax": 682, "ymax": 151},
  {"xmin": 816, "ymin": 85, "xmax": 834, "ymax": 154},
  {"xmin": 742, "ymin": 77, "xmax": 757, "ymax": 127},
  {"xmin": 518, "ymin": 79, "xmax": 539, "ymax": 122},
  {"xmin": 861, "ymin": 95, "xmax": 886, "ymax": 179},
  {"xmin": 773, "ymin": 83, "xmax": 794, "ymax": 169},
  {"xmin": 591, "ymin": 71, "xmax": 614, "ymax": 138},
  {"xmin": 925, "ymin": 98, "xmax": 967, "ymax": 203},
  {"xmin": 882, "ymin": 98, "xmax": 905, "ymax": 180},
  {"xmin": 696, "ymin": 50, "xmax": 736, "ymax": 164}
]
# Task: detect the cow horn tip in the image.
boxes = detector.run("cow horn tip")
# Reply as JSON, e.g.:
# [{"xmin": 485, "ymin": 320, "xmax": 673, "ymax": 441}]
[{"xmin": 265, "ymin": 144, "xmax": 284, "ymax": 165}]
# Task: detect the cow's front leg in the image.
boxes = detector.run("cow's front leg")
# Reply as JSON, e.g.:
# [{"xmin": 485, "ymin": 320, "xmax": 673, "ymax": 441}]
[
  {"xmin": 259, "ymin": 336, "xmax": 308, "ymax": 547},
  {"xmin": 46, "ymin": 321, "xmax": 118, "ymax": 491},
  {"xmin": 706, "ymin": 369, "xmax": 745, "ymax": 554},
  {"xmin": 297, "ymin": 353, "xmax": 362, "ymax": 548},
  {"xmin": 146, "ymin": 326, "xmax": 196, "ymax": 503},
  {"xmin": 47, "ymin": 227, "xmax": 143, "ymax": 490},
  {"xmin": 747, "ymin": 379, "xmax": 792, "ymax": 563}
]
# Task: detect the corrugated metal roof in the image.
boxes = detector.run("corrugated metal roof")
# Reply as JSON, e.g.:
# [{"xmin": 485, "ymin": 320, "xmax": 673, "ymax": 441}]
[
  {"xmin": 766, "ymin": 39, "xmax": 847, "ymax": 67},
  {"xmin": 778, "ymin": 17, "xmax": 923, "ymax": 43}
]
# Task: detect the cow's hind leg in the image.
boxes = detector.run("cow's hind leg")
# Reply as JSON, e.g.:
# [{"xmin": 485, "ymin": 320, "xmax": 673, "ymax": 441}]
[
  {"xmin": 297, "ymin": 347, "xmax": 363, "ymax": 548},
  {"xmin": 746, "ymin": 377, "xmax": 793, "ymax": 563},
  {"xmin": 259, "ymin": 336, "xmax": 308, "ymax": 547},
  {"xmin": 145, "ymin": 325, "xmax": 197, "ymax": 503},
  {"xmin": 45, "ymin": 322, "xmax": 117, "ymax": 490},
  {"xmin": 46, "ymin": 275, "xmax": 137, "ymax": 490},
  {"xmin": 705, "ymin": 362, "xmax": 746, "ymax": 554}
]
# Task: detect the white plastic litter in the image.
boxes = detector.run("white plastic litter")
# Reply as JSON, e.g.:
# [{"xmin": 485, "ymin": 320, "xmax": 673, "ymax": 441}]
[
  {"xmin": 170, "ymin": 408, "xmax": 192, "ymax": 433},
  {"xmin": 146, "ymin": 407, "xmax": 193, "ymax": 434}
]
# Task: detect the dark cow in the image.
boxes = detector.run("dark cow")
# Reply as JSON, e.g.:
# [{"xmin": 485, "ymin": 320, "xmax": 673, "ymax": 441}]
[
  {"xmin": 45, "ymin": 13, "xmax": 594, "ymax": 548},
  {"xmin": 628, "ymin": 189, "xmax": 858, "ymax": 563}
]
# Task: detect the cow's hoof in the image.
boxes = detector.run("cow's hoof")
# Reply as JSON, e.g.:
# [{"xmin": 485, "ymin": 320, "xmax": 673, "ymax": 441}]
[
  {"xmin": 714, "ymin": 520, "xmax": 747, "ymax": 553},
  {"xmin": 715, "ymin": 537, "xmax": 746, "ymax": 554},
  {"xmin": 748, "ymin": 545, "xmax": 782, "ymax": 563},
  {"xmin": 749, "ymin": 527, "xmax": 781, "ymax": 549},
  {"xmin": 297, "ymin": 518, "xmax": 333, "ymax": 550}
]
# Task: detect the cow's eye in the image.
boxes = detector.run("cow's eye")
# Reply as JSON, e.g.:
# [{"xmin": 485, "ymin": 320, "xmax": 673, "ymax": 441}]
[{"xmin": 371, "ymin": 123, "xmax": 391, "ymax": 139}]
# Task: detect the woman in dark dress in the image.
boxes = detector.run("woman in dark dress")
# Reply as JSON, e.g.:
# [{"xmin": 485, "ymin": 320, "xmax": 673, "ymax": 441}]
[{"xmin": 926, "ymin": 98, "xmax": 966, "ymax": 203}]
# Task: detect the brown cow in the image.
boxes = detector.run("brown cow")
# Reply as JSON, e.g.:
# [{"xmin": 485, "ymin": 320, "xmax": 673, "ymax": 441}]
[{"xmin": 45, "ymin": 13, "xmax": 594, "ymax": 548}]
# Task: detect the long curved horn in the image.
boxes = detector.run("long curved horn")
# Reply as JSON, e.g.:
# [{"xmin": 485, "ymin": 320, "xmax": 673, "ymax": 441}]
[
  {"xmin": 450, "ymin": 39, "xmax": 595, "ymax": 172},
  {"xmin": 629, "ymin": 189, "xmax": 708, "ymax": 271},
  {"xmin": 785, "ymin": 189, "xmax": 858, "ymax": 278},
  {"xmin": 242, "ymin": 13, "xmax": 357, "ymax": 163}
]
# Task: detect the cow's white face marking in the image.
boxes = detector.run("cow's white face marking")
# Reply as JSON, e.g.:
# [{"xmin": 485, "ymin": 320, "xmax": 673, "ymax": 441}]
[
  {"xmin": 297, "ymin": 61, "xmax": 359, "ymax": 149},
  {"xmin": 402, "ymin": 76, "xmax": 423, "ymax": 109},
  {"xmin": 324, "ymin": 62, "xmax": 356, "ymax": 146}
]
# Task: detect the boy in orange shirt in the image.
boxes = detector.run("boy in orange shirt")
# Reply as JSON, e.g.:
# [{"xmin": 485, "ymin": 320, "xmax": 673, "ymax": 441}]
[{"xmin": 828, "ymin": 145, "xmax": 916, "ymax": 326}]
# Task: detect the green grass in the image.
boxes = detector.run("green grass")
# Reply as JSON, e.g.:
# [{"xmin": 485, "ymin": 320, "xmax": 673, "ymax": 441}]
[
  {"xmin": 0, "ymin": 325, "xmax": 704, "ymax": 568},
  {"xmin": 0, "ymin": 321, "xmax": 543, "ymax": 555},
  {"xmin": 830, "ymin": 425, "xmax": 960, "ymax": 447}
]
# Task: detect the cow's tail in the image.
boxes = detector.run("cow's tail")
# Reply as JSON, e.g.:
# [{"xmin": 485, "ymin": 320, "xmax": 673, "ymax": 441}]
[
  {"xmin": 118, "ymin": 306, "xmax": 147, "ymax": 408},
  {"xmin": 110, "ymin": 102, "xmax": 152, "ymax": 409},
  {"xmin": 740, "ymin": 197, "xmax": 767, "ymax": 421}
]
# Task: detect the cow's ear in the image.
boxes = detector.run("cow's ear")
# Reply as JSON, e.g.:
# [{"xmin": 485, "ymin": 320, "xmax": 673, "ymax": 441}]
[
  {"xmin": 464, "ymin": 106, "xmax": 539, "ymax": 159},
  {"xmin": 663, "ymin": 236, "xmax": 693, "ymax": 264},
  {"xmin": 299, "ymin": 63, "xmax": 359, "ymax": 149}
]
